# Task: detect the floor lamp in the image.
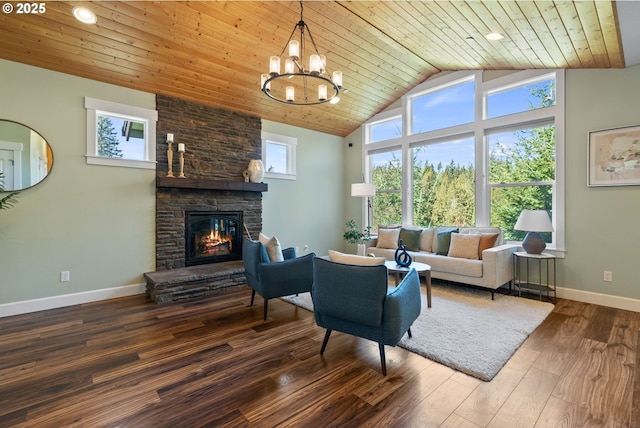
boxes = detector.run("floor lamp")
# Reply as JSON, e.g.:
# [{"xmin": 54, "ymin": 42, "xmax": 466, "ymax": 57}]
[{"xmin": 351, "ymin": 182, "xmax": 376, "ymax": 229}]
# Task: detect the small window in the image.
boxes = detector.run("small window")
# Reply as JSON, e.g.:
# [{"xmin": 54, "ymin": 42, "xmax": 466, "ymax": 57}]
[
  {"xmin": 85, "ymin": 97, "xmax": 157, "ymax": 169},
  {"xmin": 486, "ymin": 76, "xmax": 555, "ymax": 119},
  {"xmin": 409, "ymin": 78, "xmax": 475, "ymax": 134},
  {"xmin": 262, "ymin": 132, "xmax": 296, "ymax": 180},
  {"xmin": 369, "ymin": 116, "xmax": 402, "ymax": 143}
]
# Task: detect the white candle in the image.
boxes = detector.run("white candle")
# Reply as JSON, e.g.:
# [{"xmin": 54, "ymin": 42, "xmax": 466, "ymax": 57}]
[
  {"xmin": 178, "ymin": 143, "xmax": 185, "ymax": 152},
  {"xmin": 167, "ymin": 133, "xmax": 174, "ymax": 143}
]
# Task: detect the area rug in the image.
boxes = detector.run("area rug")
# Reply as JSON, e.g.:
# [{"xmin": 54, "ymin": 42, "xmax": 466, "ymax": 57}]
[{"xmin": 281, "ymin": 282, "xmax": 553, "ymax": 381}]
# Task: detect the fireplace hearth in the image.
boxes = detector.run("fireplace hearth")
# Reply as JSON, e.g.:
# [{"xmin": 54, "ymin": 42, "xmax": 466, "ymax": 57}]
[{"xmin": 185, "ymin": 211, "xmax": 243, "ymax": 266}]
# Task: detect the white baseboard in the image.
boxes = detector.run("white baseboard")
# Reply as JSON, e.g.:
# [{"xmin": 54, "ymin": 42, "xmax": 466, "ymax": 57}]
[
  {"xmin": 0, "ymin": 283, "xmax": 146, "ymax": 318},
  {"xmin": 557, "ymin": 286, "xmax": 640, "ymax": 312}
]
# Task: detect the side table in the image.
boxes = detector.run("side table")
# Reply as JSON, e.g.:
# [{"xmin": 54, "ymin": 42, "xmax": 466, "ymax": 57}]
[
  {"xmin": 385, "ymin": 261, "xmax": 432, "ymax": 308},
  {"xmin": 513, "ymin": 251, "xmax": 556, "ymax": 302}
]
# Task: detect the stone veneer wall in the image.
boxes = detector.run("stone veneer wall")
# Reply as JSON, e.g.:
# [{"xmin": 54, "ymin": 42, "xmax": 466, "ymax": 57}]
[{"xmin": 155, "ymin": 94, "xmax": 263, "ymax": 270}]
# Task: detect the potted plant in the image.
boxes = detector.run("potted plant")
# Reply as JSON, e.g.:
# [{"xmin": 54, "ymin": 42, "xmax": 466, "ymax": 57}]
[
  {"xmin": 0, "ymin": 173, "xmax": 19, "ymax": 210},
  {"xmin": 343, "ymin": 219, "xmax": 372, "ymax": 255}
]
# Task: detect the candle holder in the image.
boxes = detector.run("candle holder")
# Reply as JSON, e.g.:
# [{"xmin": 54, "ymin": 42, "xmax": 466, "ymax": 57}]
[
  {"xmin": 178, "ymin": 151, "xmax": 186, "ymax": 178},
  {"xmin": 166, "ymin": 141, "xmax": 175, "ymax": 178}
]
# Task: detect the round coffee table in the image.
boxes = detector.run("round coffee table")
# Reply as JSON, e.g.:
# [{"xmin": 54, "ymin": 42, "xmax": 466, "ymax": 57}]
[{"xmin": 384, "ymin": 260, "xmax": 432, "ymax": 308}]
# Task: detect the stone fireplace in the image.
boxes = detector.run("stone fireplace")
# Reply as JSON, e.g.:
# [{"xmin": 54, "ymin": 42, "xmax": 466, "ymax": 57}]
[{"xmin": 144, "ymin": 95, "xmax": 266, "ymax": 303}]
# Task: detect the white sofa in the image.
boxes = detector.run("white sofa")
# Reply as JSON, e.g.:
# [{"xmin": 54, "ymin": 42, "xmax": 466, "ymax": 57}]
[{"xmin": 365, "ymin": 226, "xmax": 517, "ymax": 299}]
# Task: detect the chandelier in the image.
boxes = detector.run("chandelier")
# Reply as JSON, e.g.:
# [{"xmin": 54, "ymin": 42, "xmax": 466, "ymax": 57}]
[{"xmin": 261, "ymin": 1, "xmax": 343, "ymax": 105}]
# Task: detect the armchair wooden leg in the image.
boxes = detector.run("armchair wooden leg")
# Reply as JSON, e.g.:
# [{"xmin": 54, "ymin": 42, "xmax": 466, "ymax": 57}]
[
  {"xmin": 407, "ymin": 328, "xmax": 413, "ymax": 338},
  {"xmin": 378, "ymin": 343, "xmax": 387, "ymax": 376},
  {"xmin": 250, "ymin": 289, "xmax": 256, "ymax": 306},
  {"xmin": 263, "ymin": 299, "xmax": 268, "ymax": 321},
  {"xmin": 320, "ymin": 330, "xmax": 332, "ymax": 355}
]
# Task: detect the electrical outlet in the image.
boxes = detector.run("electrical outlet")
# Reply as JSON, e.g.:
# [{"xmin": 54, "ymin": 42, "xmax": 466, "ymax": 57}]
[
  {"xmin": 303, "ymin": 245, "xmax": 309, "ymax": 252},
  {"xmin": 603, "ymin": 271, "xmax": 613, "ymax": 282},
  {"xmin": 60, "ymin": 271, "xmax": 70, "ymax": 282}
]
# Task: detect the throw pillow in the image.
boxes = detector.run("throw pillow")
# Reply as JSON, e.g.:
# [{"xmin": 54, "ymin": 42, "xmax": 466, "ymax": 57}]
[
  {"xmin": 258, "ymin": 232, "xmax": 284, "ymax": 262},
  {"xmin": 478, "ymin": 232, "xmax": 500, "ymax": 260},
  {"xmin": 399, "ymin": 227, "xmax": 422, "ymax": 251},
  {"xmin": 448, "ymin": 233, "xmax": 481, "ymax": 260},
  {"xmin": 435, "ymin": 227, "xmax": 459, "ymax": 255},
  {"xmin": 419, "ymin": 228, "xmax": 435, "ymax": 252},
  {"xmin": 377, "ymin": 228, "xmax": 400, "ymax": 249},
  {"xmin": 328, "ymin": 250, "xmax": 386, "ymax": 266}
]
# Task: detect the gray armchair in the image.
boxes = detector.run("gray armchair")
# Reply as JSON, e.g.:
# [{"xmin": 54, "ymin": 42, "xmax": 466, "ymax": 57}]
[
  {"xmin": 312, "ymin": 257, "xmax": 421, "ymax": 375},
  {"xmin": 242, "ymin": 238, "xmax": 315, "ymax": 320}
]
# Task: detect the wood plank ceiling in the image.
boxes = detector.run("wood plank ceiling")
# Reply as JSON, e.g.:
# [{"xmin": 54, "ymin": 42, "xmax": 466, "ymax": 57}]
[{"xmin": 0, "ymin": 1, "xmax": 624, "ymax": 137}]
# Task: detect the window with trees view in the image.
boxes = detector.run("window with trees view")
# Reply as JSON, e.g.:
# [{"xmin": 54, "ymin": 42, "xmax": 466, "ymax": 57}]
[
  {"xmin": 364, "ymin": 70, "xmax": 564, "ymax": 252},
  {"xmin": 85, "ymin": 97, "xmax": 157, "ymax": 169}
]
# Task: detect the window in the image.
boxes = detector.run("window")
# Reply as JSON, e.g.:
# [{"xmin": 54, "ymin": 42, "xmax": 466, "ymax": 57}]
[
  {"xmin": 85, "ymin": 97, "xmax": 157, "ymax": 169},
  {"xmin": 486, "ymin": 76, "xmax": 555, "ymax": 119},
  {"xmin": 364, "ymin": 70, "xmax": 565, "ymax": 254},
  {"xmin": 262, "ymin": 132, "xmax": 296, "ymax": 180},
  {"xmin": 368, "ymin": 115, "xmax": 402, "ymax": 143},
  {"xmin": 409, "ymin": 77, "xmax": 474, "ymax": 134},
  {"xmin": 370, "ymin": 149, "xmax": 402, "ymax": 229},
  {"xmin": 412, "ymin": 137, "xmax": 475, "ymax": 227}
]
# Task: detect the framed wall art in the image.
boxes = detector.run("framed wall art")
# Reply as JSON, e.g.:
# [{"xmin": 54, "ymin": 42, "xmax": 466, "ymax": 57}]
[{"xmin": 588, "ymin": 125, "xmax": 640, "ymax": 187}]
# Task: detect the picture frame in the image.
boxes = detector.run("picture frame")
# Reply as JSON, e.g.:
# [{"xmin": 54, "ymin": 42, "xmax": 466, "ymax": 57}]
[{"xmin": 587, "ymin": 125, "xmax": 640, "ymax": 187}]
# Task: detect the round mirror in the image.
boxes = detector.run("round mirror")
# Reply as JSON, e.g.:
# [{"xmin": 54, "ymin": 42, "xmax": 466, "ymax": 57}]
[{"xmin": 0, "ymin": 120, "xmax": 53, "ymax": 191}]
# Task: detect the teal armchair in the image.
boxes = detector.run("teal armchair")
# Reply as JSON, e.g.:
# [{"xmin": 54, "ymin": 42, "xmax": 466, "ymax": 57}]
[
  {"xmin": 242, "ymin": 238, "xmax": 315, "ymax": 320},
  {"xmin": 311, "ymin": 257, "xmax": 421, "ymax": 375}
]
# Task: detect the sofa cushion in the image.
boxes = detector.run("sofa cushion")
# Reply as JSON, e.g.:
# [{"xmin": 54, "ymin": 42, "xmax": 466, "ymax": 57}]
[
  {"xmin": 258, "ymin": 232, "xmax": 284, "ymax": 262},
  {"xmin": 328, "ymin": 250, "xmax": 386, "ymax": 266},
  {"xmin": 377, "ymin": 228, "xmax": 400, "ymax": 249},
  {"xmin": 419, "ymin": 228, "xmax": 435, "ymax": 252},
  {"xmin": 399, "ymin": 227, "xmax": 422, "ymax": 251},
  {"xmin": 448, "ymin": 233, "xmax": 481, "ymax": 260},
  {"xmin": 478, "ymin": 233, "xmax": 500, "ymax": 260},
  {"xmin": 435, "ymin": 227, "xmax": 459, "ymax": 255}
]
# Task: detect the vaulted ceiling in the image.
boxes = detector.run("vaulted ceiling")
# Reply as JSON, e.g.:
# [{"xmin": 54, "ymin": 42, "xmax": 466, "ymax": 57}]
[{"xmin": 0, "ymin": 1, "xmax": 629, "ymax": 137}]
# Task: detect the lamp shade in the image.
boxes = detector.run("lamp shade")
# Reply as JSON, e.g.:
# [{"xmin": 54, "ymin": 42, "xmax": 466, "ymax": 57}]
[
  {"xmin": 514, "ymin": 210, "xmax": 553, "ymax": 254},
  {"xmin": 514, "ymin": 210, "xmax": 554, "ymax": 232},
  {"xmin": 351, "ymin": 183, "xmax": 376, "ymax": 197}
]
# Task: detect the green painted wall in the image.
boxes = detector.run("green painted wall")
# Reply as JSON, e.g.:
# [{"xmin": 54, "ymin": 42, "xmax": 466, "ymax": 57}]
[
  {"xmin": 561, "ymin": 66, "xmax": 640, "ymax": 299},
  {"xmin": 0, "ymin": 59, "xmax": 157, "ymax": 305},
  {"xmin": 261, "ymin": 120, "xmax": 346, "ymax": 256}
]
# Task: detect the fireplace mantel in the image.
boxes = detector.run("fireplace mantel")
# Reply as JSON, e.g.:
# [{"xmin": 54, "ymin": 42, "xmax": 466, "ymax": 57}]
[{"xmin": 157, "ymin": 176, "xmax": 268, "ymax": 192}]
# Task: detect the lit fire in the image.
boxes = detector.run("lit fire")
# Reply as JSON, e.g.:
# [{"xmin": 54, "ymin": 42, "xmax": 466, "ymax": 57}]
[{"xmin": 197, "ymin": 229, "xmax": 232, "ymax": 255}]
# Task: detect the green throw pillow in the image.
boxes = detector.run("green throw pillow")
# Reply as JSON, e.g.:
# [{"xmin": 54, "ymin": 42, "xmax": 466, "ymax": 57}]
[
  {"xmin": 399, "ymin": 228, "xmax": 422, "ymax": 251},
  {"xmin": 436, "ymin": 227, "xmax": 459, "ymax": 255}
]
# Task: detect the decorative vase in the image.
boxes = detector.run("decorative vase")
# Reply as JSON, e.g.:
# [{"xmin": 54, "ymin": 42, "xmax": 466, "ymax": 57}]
[
  {"xmin": 357, "ymin": 243, "xmax": 366, "ymax": 256},
  {"xmin": 247, "ymin": 160, "xmax": 264, "ymax": 183},
  {"xmin": 394, "ymin": 239, "xmax": 412, "ymax": 267}
]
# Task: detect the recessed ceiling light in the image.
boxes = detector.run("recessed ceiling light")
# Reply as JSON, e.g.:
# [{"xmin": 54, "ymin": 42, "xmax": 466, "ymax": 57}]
[
  {"xmin": 330, "ymin": 97, "xmax": 340, "ymax": 105},
  {"xmin": 485, "ymin": 32, "xmax": 504, "ymax": 41},
  {"xmin": 72, "ymin": 6, "xmax": 97, "ymax": 25}
]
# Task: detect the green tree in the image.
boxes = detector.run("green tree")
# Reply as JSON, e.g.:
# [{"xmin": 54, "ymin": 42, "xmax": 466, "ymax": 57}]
[{"xmin": 98, "ymin": 116, "xmax": 123, "ymax": 158}]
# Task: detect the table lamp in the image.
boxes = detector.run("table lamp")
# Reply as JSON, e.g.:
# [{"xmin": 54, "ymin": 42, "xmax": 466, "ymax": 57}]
[{"xmin": 514, "ymin": 209, "xmax": 554, "ymax": 254}]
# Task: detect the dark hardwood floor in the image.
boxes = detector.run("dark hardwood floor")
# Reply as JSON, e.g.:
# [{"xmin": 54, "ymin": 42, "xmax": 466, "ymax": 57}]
[{"xmin": 1, "ymin": 283, "xmax": 638, "ymax": 427}]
